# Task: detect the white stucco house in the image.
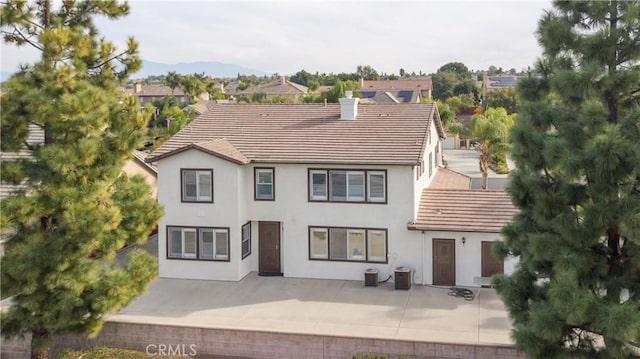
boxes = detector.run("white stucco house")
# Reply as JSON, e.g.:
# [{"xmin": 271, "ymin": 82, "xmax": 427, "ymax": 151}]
[{"xmin": 147, "ymin": 92, "xmax": 518, "ymax": 286}]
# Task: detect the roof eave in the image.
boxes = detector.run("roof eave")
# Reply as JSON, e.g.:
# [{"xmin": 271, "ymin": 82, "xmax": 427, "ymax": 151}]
[
  {"xmin": 407, "ymin": 224, "xmax": 504, "ymax": 234},
  {"xmin": 147, "ymin": 144, "xmax": 249, "ymax": 165}
]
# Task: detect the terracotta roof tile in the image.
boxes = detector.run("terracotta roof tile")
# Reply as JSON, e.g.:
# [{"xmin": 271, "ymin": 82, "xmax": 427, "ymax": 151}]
[
  {"xmin": 429, "ymin": 168, "xmax": 471, "ymax": 189},
  {"xmin": 148, "ymin": 103, "xmax": 445, "ymax": 165},
  {"xmin": 362, "ymin": 78, "xmax": 432, "ymax": 91},
  {"xmin": 410, "ymin": 189, "xmax": 517, "ymax": 233},
  {"xmin": 125, "ymin": 85, "xmax": 185, "ymax": 97}
]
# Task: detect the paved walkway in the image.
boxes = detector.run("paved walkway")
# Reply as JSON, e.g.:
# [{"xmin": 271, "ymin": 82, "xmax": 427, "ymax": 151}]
[
  {"xmin": 443, "ymin": 149, "xmax": 512, "ymax": 190},
  {"xmin": 110, "ymin": 272, "xmax": 513, "ymax": 346}
]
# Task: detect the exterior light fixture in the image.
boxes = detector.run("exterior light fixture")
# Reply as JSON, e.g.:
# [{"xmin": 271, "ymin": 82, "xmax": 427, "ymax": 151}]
[{"xmin": 461, "ymin": 237, "xmax": 466, "ymax": 246}]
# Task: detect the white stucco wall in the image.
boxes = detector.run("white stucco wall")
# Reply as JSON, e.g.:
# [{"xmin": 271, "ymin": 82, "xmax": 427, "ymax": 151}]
[
  {"xmin": 156, "ymin": 150, "xmax": 245, "ymax": 281},
  {"xmin": 244, "ymin": 163, "xmax": 420, "ymax": 281},
  {"xmin": 411, "ymin": 230, "xmax": 518, "ymax": 287},
  {"xmin": 412, "ymin": 120, "xmax": 441, "ymax": 222}
]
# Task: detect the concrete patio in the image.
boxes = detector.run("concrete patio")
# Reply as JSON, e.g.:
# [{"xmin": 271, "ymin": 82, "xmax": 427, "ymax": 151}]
[{"xmin": 109, "ymin": 271, "xmax": 514, "ymax": 347}]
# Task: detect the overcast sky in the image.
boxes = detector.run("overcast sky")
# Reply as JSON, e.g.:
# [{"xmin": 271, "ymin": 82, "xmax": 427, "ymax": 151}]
[{"xmin": 1, "ymin": 0, "xmax": 553, "ymax": 76}]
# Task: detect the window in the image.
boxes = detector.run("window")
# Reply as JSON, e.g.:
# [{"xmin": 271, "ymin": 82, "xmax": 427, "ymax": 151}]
[
  {"xmin": 310, "ymin": 228, "xmax": 328, "ymax": 259},
  {"xmin": 254, "ymin": 168, "xmax": 274, "ymax": 200},
  {"xmin": 310, "ymin": 170, "xmax": 327, "ymax": 200},
  {"xmin": 241, "ymin": 222, "xmax": 251, "ymax": 259},
  {"xmin": 167, "ymin": 226, "xmax": 229, "ymax": 261},
  {"xmin": 429, "ymin": 153, "xmax": 433, "ymax": 177},
  {"xmin": 309, "ymin": 169, "xmax": 386, "ymax": 203},
  {"xmin": 181, "ymin": 169, "xmax": 212, "ymax": 202},
  {"xmin": 309, "ymin": 226, "xmax": 387, "ymax": 263},
  {"xmin": 367, "ymin": 171, "xmax": 385, "ymax": 202}
]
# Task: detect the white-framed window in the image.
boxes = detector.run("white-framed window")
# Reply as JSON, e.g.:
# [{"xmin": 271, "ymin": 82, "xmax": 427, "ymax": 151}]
[
  {"xmin": 309, "ymin": 228, "xmax": 328, "ymax": 259},
  {"xmin": 309, "ymin": 226, "xmax": 387, "ymax": 263},
  {"xmin": 167, "ymin": 226, "xmax": 229, "ymax": 261},
  {"xmin": 367, "ymin": 171, "xmax": 385, "ymax": 202},
  {"xmin": 169, "ymin": 227, "xmax": 197, "ymax": 259},
  {"xmin": 310, "ymin": 170, "xmax": 328, "ymax": 200},
  {"xmin": 367, "ymin": 230, "xmax": 387, "ymax": 262},
  {"xmin": 182, "ymin": 169, "xmax": 212, "ymax": 202},
  {"xmin": 254, "ymin": 168, "xmax": 274, "ymax": 200},
  {"xmin": 241, "ymin": 222, "xmax": 251, "ymax": 259},
  {"xmin": 309, "ymin": 169, "xmax": 386, "ymax": 203}
]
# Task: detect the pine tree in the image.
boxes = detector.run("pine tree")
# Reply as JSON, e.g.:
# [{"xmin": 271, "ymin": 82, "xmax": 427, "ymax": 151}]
[
  {"xmin": 0, "ymin": 1, "xmax": 163, "ymax": 358},
  {"xmin": 493, "ymin": 1, "xmax": 640, "ymax": 357}
]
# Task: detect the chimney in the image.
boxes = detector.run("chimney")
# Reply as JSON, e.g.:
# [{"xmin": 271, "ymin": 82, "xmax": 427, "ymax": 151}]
[
  {"xmin": 281, "ymin": 76, "xmax": 286, "ymax": 85},
  {"xmin": 134, "ymin": 82, "xmax": 142, "ymax": 94},
  {"xmin": 338, "ymin": 91, "xmax": 359, "ymax": 120}
]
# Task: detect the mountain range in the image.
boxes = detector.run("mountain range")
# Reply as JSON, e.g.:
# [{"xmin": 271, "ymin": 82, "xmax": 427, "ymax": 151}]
[{"xmin": 0, "ymin": 60, "xmax": 270, "ymax": 82}]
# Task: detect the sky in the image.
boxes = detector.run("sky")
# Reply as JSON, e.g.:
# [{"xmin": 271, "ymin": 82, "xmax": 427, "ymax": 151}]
[{"xmin": 1, "ymin": 0, "xmax": 553, "ymax": 76}]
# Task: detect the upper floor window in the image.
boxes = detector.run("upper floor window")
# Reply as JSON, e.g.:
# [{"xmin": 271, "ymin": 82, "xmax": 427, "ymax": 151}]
[
  {"xmin": 167, "ymin": 226, "xmax": 229, "ymax": 261},
  {"xmin": 309, "ymin": 169, "xmax": 386, "ymax": 203},
  {"xmin": 182, "ymin": 169, "xmax": 212, "ymax": 202},
  {"xmin": 254, "ymin": 168, "xmax": 275, "ymax": 201}
]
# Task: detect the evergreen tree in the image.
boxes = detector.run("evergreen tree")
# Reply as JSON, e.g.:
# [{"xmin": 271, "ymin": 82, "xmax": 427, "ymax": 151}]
[
  {"xmin": 494, "ymin": 1, "xmax": 640, "ymax": 357},
  {"xmin": 0, "ymin": 1, "xmax": 163, "ymax": 358}
]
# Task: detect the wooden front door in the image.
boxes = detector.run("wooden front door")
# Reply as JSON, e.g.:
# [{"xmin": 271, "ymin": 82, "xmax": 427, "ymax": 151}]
[
  {"xmin": 481, "ymin": 241, "xmax": 503, "ymax": 277},
  {"xmin": 258, "ymin": 221, "xmax": 281, "ymax": 275},
  {"xmin": 433, "ymin": 239, "xmax": 455, "ymax": 286}
]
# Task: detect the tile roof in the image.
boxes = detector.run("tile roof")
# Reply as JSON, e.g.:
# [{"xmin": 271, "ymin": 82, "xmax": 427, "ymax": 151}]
[
  {"xmin": 132, "ymin": 150, "xmax": 158, "ymax": 173},
  {"xmin": 429, "ymin": 168, "xmax": 471, "ymax": 189},
  {"xmin": 484, "ymin": 76, "xmax": 524, "ymax": 90},
  {"xmin": 236, "ymin": 79, "xmax": 308, "ymax": 96},
  {"xmin": 409, "ymin": 189, "xmax": 517, "ymax": 233},
  {"xmin": 125, "ymin": 84, "xmax": 186, "ymax": 97},
  {"xmin": 360, "ymin": 90, "xmax": 420, "ymax": 104},
  {"xmin": 148, "ymin": 103, "xmax": 445, "ymax": 165},
  {"xmin": 362, "ymin": 78, "xmax": 432, "ymax": 91},
  {"xmin": 0, "ymin": 124, "xmax": 44, "ymax": 161}
]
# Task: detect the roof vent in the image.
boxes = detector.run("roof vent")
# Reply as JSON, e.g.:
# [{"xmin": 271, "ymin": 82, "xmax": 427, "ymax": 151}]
[{"xmin": 339, "ymin": 91, "xmax": 359, "ymax": 120}]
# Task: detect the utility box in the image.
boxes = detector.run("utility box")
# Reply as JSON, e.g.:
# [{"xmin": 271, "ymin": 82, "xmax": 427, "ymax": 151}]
[
  {"xmin": 395, "ymin": 267, "xmax": 412, "ymax": 290},
  {"xmin": 364, "ymin": 269, "xmax": 378, "ymax": 287}
]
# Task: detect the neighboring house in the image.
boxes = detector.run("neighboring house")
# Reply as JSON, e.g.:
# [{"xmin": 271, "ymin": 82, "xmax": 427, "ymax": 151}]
[
  {"xmin": 125, "ymin": 83, "xmax": 210, "ymax": 106},
  {"xmin": 481, "ymin": 74, "xmax": 524, "ymax": 100},
  {"xmin": 360, "ymin": 77, "xmax": 433, "ymax": 103},
  {"xmin": 226, "ymin": 77, "xmax": 308, "ymax": 102},
  {"xmin": 124, "ymin": 151, "xmax": 158, "ymax": 198},
  {"xmin": 359, "ymin": 90, "xmax": 420, "ymax": 104},
  {"xmin": 0, "ymin": 124, "xmax": 44, "ymax": 255},
  {"xmin": 147, "ymin": 92, "xmax": 518, "ymax": 286},
  {"xmin": 0, "ymin": 126, "xmax": 158, "ymax": 253}
]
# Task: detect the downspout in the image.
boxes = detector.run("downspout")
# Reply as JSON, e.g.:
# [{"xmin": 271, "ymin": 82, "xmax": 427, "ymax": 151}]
[{"xmin": 421, "ymin": 230, "xmax": 426, "ymax": 285}]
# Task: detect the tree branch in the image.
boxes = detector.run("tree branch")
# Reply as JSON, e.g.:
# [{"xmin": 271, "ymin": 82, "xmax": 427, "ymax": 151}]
[
  {"xmin": 2, "ymin": 27, "xmax": 44, "ymax": 51},
  {"xmin": 87, "ymin": 49, "xmax": 132, "ymax": 70}
]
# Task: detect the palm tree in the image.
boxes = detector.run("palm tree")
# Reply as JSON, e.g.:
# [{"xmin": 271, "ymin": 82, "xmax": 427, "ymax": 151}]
[
  {"xmin": 470, "ymin": 107, "xmax": 514, "ymax": 189},
  {"xmin": 164, "ymin": 71, "xmax": 181, "ymax": 95}
]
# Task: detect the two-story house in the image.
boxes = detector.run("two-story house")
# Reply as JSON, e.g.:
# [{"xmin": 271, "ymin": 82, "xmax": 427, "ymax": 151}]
[{"xmin": 147, "ymin": 92, "xmax": 517, "ymax": 285}]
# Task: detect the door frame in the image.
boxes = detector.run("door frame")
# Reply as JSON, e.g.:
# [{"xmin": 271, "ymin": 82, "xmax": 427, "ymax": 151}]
[
  {"xmin": 258, "ymin": 221, "xmax": 282, "ymax": 276},
  {"xmin": 432, "ymin": 238, "xmax": 455, "ymax": 286}
]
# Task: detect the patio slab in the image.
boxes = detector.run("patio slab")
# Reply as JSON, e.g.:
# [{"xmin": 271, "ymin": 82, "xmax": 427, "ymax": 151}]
[{"xmin": 110, "ymin": 273, "xmax": 514, "ymax": 347}]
